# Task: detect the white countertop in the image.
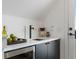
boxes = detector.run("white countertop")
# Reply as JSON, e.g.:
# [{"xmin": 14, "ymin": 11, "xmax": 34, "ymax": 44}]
[{"xmin": 3, "ymin": 37, "xmax": 60, "ymax": 52}]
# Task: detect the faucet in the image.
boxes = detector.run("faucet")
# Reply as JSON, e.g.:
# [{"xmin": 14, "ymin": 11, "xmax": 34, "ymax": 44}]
[{"xmin": 29, "ymin": 25, "xmax": 34, "ymax": 39}]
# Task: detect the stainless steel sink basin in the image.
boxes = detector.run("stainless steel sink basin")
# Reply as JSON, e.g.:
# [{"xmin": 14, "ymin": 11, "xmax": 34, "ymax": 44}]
[{"xmin": 33, "ymin": 39, "xmax": 44, "ymax": 41}]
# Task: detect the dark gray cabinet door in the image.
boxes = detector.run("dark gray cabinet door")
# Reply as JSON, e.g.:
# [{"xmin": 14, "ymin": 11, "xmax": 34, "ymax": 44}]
[
  {"xmin": 35, "ymin": 40, "xmax": 60, "ymax": 59},
  {"xmin": 47, "ymin": 41, "xmax": 56, "ymax": 59},
  {"xmin": 35, "ymin": 43, "xmax": 47, "ymax": 59},
  {"xmin": 48, "ymin": 40, "xmax": 60, "ymax": 59}
]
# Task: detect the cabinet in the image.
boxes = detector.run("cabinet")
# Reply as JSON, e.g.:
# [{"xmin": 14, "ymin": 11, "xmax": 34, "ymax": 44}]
[
  {"xmin": 35, "ymin": 43, "xmax": 47, "ymax": 59},
  {"xmin": 4, "ymin": 47, "xmax": 33, "ymax": 59},
  {"xmin": 35, "ymin": 39, "xmax": 60, "ymax": 59}
]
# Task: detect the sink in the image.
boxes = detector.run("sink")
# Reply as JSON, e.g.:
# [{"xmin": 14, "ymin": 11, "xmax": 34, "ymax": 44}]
[{"xmin": 33, "ymin": 39, "xmax": 44, "ymax": 41}]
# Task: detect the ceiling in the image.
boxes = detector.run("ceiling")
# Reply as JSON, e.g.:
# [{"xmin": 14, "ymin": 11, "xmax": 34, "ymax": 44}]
[{"xmin": 3, "ymin": 0, "xmax": 56, "ymax": 20}]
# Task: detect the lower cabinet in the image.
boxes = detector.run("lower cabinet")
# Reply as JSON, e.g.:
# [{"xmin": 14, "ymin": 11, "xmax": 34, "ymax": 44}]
[
  {"xmin": 7, "ymin": 51, "xmax": 33, "ymax": 59},
  {"xmin": 35, "ymin": 39, "xmax": 60, "ymax": 59},
  {"xmin": 35, "ymin": 43, "xmax": 48, "ymax": 59},
  {"xmin": 5, "ymin": 47, "xmax": 33, "ymax": 59}
]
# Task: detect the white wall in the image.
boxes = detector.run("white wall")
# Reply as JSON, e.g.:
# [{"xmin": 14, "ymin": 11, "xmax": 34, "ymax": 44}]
[
  {"xmin": 3, "ymin": 0, "xmax": 56, "ymax": 20},
  {"xmin": 44, "ymin": 0, "xmax": 65, "ymax": 59}
]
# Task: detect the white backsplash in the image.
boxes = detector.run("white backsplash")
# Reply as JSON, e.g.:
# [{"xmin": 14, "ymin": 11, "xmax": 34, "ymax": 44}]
[{"xmin": 2, "ymin": 14, "xmax": 44, "ymax": 39}]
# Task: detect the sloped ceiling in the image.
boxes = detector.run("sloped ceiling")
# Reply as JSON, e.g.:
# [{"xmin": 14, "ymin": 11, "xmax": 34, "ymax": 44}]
[{"xmin": 3, "ymin": 0, "xmax": 56, "ymax": 19}]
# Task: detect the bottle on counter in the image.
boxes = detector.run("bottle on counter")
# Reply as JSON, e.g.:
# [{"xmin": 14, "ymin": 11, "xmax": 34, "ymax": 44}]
[
  {"xmin": 2, "ymin": 26, "xmax": 7, "ymax": 38},
  {"xmin": 2, "ymin": 26, "xmax": 7, "ymax": 48}
]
